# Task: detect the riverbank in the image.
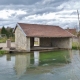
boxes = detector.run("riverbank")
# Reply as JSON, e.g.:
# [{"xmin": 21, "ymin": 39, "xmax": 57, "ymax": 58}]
[{"xmin": 0, "ymin": 50, "xmax": 7, "ymax": 55}]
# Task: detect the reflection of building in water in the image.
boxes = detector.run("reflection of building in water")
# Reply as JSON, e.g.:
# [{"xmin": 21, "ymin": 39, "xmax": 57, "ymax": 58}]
[
  {"xmin": 6, "ymin": 54, "xmax": 11, "ymax": 61},
  {"xmin": 69, "ymin": 50, "xmax": 73, "ymax": 62},
  {"xmin": 64, "ymin": 50, "xmax": 72, "ymax": 63},
  {"xmin": 79, "ymin": 50, "xmax": 80, "ymax": 56},
  {"xmin": 15, "ymin": 53, "xmax": 30, "ymax": 76},
  {"xmin": 34, "ymin": 51, "xmax": 40, "ymax": 66}
]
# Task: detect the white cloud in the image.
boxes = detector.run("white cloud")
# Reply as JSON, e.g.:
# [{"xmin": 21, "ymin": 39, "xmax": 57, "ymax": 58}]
[
  {"xmin": 25, "ymin": 11, "xmax": 78, "ymax": 21},
  {"xmin": 15, "ymin": 9, "xmax": 27, "ymax": 15},
  {"xmin": 25, "ymin": 13, "xmax": 56, "ymax": 20},
  {"xmin": 0, "ymin": 0, "xmax": 80, "ymax": 29},
  {"xmin": 42, "ymin": 0, "xmax": 54, "ymax": 4},
  {"xmin": 0, "ymin": 9, "xmax": 27, "ymax": 19}
]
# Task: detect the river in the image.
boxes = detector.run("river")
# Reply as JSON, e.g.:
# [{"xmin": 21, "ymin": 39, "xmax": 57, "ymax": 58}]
[{"xmin": 0, "ymin": 50, "xmax": 80, "ymax": 80}]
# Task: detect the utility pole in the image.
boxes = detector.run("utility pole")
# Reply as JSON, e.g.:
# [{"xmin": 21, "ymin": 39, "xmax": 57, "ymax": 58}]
[
  {"xmin": 77, "ymin": 10, "xmax": 80, "ymax": 31},
  {"xmin": 77, "ymin": 10, "xmax": 80, "ymax": 48}
]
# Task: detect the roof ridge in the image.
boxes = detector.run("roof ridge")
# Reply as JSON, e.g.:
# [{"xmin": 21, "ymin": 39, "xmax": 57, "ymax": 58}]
[{"xmin": 18, "ymin": 23, "xmax": 59, "ymax": 27}]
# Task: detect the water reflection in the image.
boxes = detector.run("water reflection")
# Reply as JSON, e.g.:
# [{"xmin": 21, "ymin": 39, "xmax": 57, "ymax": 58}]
[
  {"xmin": 69, "ymin": 50, "xmax": 73, "ymax": 62},
  {"xmin": 14, "ymin": 50, "xmax": 72, "ymax": 76},
  {"xmin": 0, "ymin": 50, "xmax": 80, "ymax": 80},
  {"xmin": 34, "ymin": 51, "xmax": 39, "ymax": 66},
  {"xmin": 14, "ymin": 53, "xmax": 30, "ymax": 76},
  {"xmin": 6, "ymin": 54, "xmax": 11, "ymax": 61},
  {"xmin": 79, "ymin": 50, "xmax": 80, "ymax": 56}
]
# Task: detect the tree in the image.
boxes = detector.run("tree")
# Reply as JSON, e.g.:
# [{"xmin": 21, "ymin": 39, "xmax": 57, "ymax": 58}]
[{"xmin": 1, "ymin": 26, "xmax": 9, "ymax": 38}]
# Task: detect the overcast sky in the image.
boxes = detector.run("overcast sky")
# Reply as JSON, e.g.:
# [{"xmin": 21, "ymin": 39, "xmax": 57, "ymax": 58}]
[{"xmin": 0, "ymin": 0, "xmax": 80, "ymax": 29}]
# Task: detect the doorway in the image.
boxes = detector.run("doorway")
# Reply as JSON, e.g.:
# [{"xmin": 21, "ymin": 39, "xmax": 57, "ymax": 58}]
[{"xmin": 34, "ymin": 37, "xmax": 40, "ymax": 46}]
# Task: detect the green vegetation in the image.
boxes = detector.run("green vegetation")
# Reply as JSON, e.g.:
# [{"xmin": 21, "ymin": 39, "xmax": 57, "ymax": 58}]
[
  {"xmin": 34, "ymin": 41, "xmax": 38, "ymax": 45},
  {"xmin": 0, "ymin": 37, "xmax": 7, "ymax": 43},
  {"xmin": 39, "ymin": 50, "xmax": 70, "ymax": 64},
  {"xmin": 0, "ymin": 50, "xmax": 6, "ymax": 55},
  {"xmin": 1, "ymin": 26, "xmax": 14, "ymax": 39},
  {"xmin": 31, "ymin": 50, "xmax": 70, "ymax": 65},
  {"xmin": 0, "ymin": 26, "xmax": 15, "ymax": 43},
  {"xmin": 0, "ymin": 37, "xmax": 15, "ymax": 43},
  {"xmin": 72, "ymin": 42, "xmax": 80, "ymax": 49}
]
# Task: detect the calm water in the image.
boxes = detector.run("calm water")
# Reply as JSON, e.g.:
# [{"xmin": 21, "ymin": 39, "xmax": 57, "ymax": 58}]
[{"xmin": 0, "ymin": 50, "xmax": 80, "ymax": 80}]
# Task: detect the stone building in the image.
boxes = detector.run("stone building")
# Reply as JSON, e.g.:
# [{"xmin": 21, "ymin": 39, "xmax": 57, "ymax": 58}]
[{"xmin": 14, "ymin": 23, "xmax": 74, "ymax": 52}]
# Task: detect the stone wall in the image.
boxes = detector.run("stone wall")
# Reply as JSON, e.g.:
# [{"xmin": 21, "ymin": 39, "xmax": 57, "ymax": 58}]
[
  {"xmin": 15, "ymin": 26, "xmax": 30, "ymax": 51},
  {"xmin": 52, "ymin": 38, "xmax": 72, "ymax": 49},
  {"xmin": 40, "ymin": 37, "xmax": 72, "ymax": 49},
  {"xmin": 40, "ymin": 38, "xmax": 51, "ymax": 47},
  {"xmin": 26, "ymin": 37, "xmax": 30, "ymax": 52}
]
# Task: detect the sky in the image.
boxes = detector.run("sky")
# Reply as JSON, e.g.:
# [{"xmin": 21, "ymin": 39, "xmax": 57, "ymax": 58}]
[{"xmin": 0, "ymin": 0, "xmax": 80, "ymax": 29}]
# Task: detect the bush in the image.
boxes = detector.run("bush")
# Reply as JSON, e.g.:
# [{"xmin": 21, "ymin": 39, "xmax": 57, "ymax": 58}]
[{"xmin": 72, "ymin": 42, "xmax": 80, "ymax": 50}]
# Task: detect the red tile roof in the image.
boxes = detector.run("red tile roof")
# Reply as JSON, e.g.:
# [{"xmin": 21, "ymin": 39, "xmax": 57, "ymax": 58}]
[
  {"xmin": 65, "ymin": 29, "xmax": 77, "ymax": 35},
  {"xmin": 16, "ymin": 23, "xmax": 74, "ymax": 38}
]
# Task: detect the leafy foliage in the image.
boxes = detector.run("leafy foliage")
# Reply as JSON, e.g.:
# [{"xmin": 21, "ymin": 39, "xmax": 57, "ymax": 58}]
[
  {"xmin": 1, "ymin": 26, "xmax": 14, "ymax": 38},
  {"xmin": 1, "ymin": 26, "xmax": 9, "ymax": 38}
]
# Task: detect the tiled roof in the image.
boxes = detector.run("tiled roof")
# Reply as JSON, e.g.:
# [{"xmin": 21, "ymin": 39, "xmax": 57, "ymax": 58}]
[
  {"xmin": 65, "ymin": 29, "xmax": 77, "ymax": 35},
  {"xmin": 17, "ymin": 23, "xmax": 74, "ymax": 38}
]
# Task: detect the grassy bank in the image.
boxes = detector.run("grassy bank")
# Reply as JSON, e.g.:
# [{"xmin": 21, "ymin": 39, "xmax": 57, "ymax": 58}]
[
  {"xmin": 0, "ymin": 50, "xmax": 6, "ymax": 55},
  {"xmin": 72, "ymin": 42, "xmax": 80, "ymax": 50}
]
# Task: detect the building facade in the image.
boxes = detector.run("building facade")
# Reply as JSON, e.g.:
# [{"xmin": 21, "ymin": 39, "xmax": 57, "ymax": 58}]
[{"xmin": 14, "ymin": 23, "xmax": 73, "ymax": 52}]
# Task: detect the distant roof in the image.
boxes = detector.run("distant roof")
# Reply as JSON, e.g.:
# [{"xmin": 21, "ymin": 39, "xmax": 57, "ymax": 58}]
[
  {"xmin": 65, "ymin": 29, "xmax": 77, "ymax": 35},
  {"xmin": 15, "ymin": 23, "xmax": 74, "ymax": 38}
]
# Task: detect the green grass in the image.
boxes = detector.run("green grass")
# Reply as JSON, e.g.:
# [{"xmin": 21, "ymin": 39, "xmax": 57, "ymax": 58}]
[
  {"xmin": 0, "ymin": 50, "xmax": 6, "ymax": 55},
  {"xmin": 0, "ymin": 37, "xmax": 15, "ymax": 43},
  {"xmin": 0, "ymin": 37, "xmax": 7, "ymax": 43},
  {"xmin": 34, "ymin": 41, "xmax": 38, "ymax": 44}
]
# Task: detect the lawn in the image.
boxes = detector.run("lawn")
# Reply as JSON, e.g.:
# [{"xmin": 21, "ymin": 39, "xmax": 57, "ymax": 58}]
[{"xmin": 0, "ymin": 37, "xmax": 15, "ymax": 43}]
